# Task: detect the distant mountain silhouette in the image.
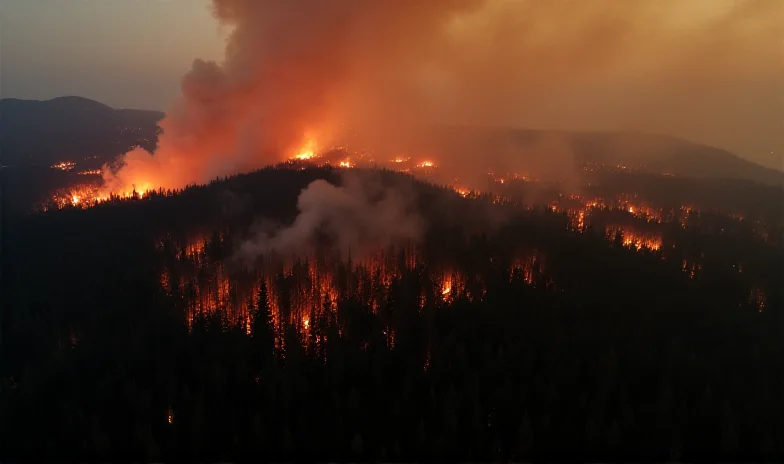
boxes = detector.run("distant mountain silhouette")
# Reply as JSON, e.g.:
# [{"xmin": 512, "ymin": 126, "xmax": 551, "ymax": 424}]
[
  {"xmin": 0, "ymin": 96, "xmax": 163, "ymax": 168},
  {"xmin": 1, "ymin": 96, "xmax": 780, "ymax": 187},
  {"xmin": 413, "ymin": 125, "xmax": 784, "ymax": 187}
]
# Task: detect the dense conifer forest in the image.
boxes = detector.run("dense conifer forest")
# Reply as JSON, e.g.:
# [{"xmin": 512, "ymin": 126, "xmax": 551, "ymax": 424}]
[{"xmin": 1, "ymin": 166, "xmax": 782, "ymax": 460}]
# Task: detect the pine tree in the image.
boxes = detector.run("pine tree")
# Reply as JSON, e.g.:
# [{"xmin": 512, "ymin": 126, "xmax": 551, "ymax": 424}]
[{"xmin": 253, "ymin": 279, "xmax": 274, "ymax": 361}]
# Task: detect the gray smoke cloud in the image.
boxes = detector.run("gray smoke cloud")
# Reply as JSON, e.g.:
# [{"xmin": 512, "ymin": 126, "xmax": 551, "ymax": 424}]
[
  {"xmin": 101, "ymin": 0, "xmax": 783, "ymax": 197},
  {"xmin": 237, "ymin": 171, "xmax": 424, "ymax": 263}
]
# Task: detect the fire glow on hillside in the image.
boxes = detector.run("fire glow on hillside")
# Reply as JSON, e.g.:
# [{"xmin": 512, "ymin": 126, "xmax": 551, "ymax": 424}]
[
  {"xmin": 157, "ymin": 235, "xmax": 546, "ymax": 355},
  {"xmin": 43, "ymin": 140, "xmax": 757, "ymax": 255}
]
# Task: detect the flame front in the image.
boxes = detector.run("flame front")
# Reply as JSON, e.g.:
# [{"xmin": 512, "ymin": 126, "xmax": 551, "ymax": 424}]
[
  {"xmin": 294, "ymin": 139, "xmax": 317, "ymax": 160},
  {"xmin": 605, "ymin": 224, "xmax": 662, "ymax": 251},
  {"xmin": 156, "ymin": 233, "xmax": 541, "ymax": 357}
]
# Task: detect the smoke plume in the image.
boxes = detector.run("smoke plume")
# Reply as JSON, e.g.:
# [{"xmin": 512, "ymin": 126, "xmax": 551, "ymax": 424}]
[
  {"xmin": 101, "ymin": 0, "xmax": 782, "ymax": 195},
  {"xmin": 237, "ymin": 171, "xmax": 423, "ymax": 263}
]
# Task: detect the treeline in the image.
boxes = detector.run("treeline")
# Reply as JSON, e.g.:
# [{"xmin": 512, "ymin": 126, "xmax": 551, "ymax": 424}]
[{"xmin": 1, "ymin": 167, "xmax": 782, "ymax": 460}]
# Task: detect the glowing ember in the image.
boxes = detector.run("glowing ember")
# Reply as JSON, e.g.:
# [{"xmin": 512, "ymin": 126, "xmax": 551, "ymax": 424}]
[
  {"xmin": 573, "ymin": 209, "xmax": 586, "ymax": 232},
  {"xmin": 435, "ymin": 270, "xmax": 468, "ymax": 304},
  {"xmin": 749, "ymin": 286, "xmax": 766, "ymax": 312},
  {"xmin": 391, "ymin": 157, "xmax": 409, "ymax": 164},
  {"xmin": 338, "ymin": 160, "xmax": 353, "ymax": 168},
  {"xmin": 605, "ymin": 224, "xmax": 662, "ymax": 251},
  {"xmin": 416, "ymin": 160, "xmax": 435, "ymax": 168},
  {"xmin": 510, "ymin": 253, "xmax": 545, "ymax": 285},
  {"xmin": 681, "ymin": 259, "xmax": 702, "ymax": 279},
  {"xmin": 46, "ymin": 184, "xmax": 102, "ymax": 210},
  {"xmin": 158, "ymin": 236, "xmax": 506, "ymax": 351},
  {"xmin": 384, "ymin": 327, "xmax": 396, "ymax": 349},
  {"xmin": 51, "ymin": 161, "xmax": 75, "ymax": 171},
  {"xmin": 585, "ymin": 199, "xmax": 604, "ymax": 209},
  {"xmin": 441, "ymin": 279, "xmax": 452, "ymax": 297},
  {"xmin": 454, "ymin": 187, "xmax": 471, "ymax": 198}
]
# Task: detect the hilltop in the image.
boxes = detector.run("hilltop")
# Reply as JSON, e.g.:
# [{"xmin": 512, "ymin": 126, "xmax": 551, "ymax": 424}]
[
  {"xmin": 0, "ymin": 96, "xmax": 163, "ymax": 168},
  {"xmin": 407, "ymin": 125, "xmax": 784, "ymax": 187},
  {"xmin": 2, "ymin": 164, "xmax": 782, "ymax": 460}
]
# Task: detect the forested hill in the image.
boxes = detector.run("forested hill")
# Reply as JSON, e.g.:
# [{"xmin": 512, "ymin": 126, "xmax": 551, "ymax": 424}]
[
  {"xmin": 0, "ymin": 96, "xmax": 162, "ymax": 168},
  {"xmin": 1, "ymin": 96, "xmax": 781, "ymax": 188},
  {"xmin": 412, "ymin": 125, "xmax": 784, "ymax": 187},
  {"xmin": 1, "ymin": 166, "xmax": 782, "ymax": 460}
]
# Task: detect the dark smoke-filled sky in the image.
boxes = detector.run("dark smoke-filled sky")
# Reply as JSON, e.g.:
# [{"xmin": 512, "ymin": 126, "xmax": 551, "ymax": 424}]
[{"xmin": 2, "ymin": 0, "xmax": 782, "ymax": 171}]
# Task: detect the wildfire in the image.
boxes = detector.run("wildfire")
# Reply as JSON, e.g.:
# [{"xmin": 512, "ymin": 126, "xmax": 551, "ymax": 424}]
[
  {"xmin": 93, "ymin": 183, "xmax": 154, "ymax": 203},
  {"xmin": 391, "ymin": 156, "xmax": 409, "ymax": 164},
  {"xmin": 157, "ymin": 233, "xmax": 513, "ymax": 355},
  {"xmin": 45, "ymin": 184, "xmax": 101, "ymax": 210},
  {"xmin": 51, "ymin": 161, "xmax": 75, "ymax": 171},
  {"xmin": 605, "ymin": 224, "xmax": 662, "ymax": 251},
  {"xmin": 435, "ymin": 270, "xmax": 467, "ymax": 304},
  {"xmin": 585, "ymin": 199, "xmax": 605, "ymax": 209},
  {"xmin": 574, "ymin": 210, "xmax": 585, "ymax": 232},
  {"xmin": 293, "ymin": 138, "xmax": 318, "ymax": 161},
  {"xmin": 338, "ymin": 160, "xmax": 353, "ymax": 168},
  {"xmin": 510, "ymin": 252, "xmax": 545, "ymax": 285},
  {"xmin": 416, "ymin": 160, "xmax": 435, "ymax": 168},
  {"xmin": 455, "ymin": 187, "xmax": 471, "ymax": 198},
  {"xmin": 441, "ymin": 278, "xmax": 452, "ymax": 299}
]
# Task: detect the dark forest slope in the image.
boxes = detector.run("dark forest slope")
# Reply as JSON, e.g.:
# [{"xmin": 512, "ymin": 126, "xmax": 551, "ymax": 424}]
[
  {"xmin": 1, "ymin": 166, "xmax": 782, "ymax": 460},
  {"xmin": 0, "ymin": 96, "xmax": 162, "ymax": 168}
]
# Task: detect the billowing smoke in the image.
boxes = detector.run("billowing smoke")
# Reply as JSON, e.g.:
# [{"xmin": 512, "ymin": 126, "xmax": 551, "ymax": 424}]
[
  {"xmin": 101, "ymin": 0, "xmax": 782, "ymax": 196},
  {"xmin": 237, "ymin": 171, "xmax": 423, "ymax": 263}
]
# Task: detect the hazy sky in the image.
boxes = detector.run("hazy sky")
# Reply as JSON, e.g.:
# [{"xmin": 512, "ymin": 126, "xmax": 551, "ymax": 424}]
[
  {"xmin": 1, "ymin": 0, "xmax": 782, "ymax": 170},
  {"xmin": 1, "ymin": 0, "xmax": 226, "ymax": 110}
]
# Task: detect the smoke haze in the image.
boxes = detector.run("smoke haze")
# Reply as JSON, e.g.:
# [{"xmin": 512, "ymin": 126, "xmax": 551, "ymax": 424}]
[
  {"xmin": 101, "ymin": 0, "xmax": 783, "ymax": 195},
  {"xmin": 237, "ymin": 171, "xmax": 423, "ymax": 263}
]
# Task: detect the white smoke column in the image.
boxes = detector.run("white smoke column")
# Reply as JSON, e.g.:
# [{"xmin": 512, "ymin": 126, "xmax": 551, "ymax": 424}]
[{"xmin": 238, "ymin": 171, "xmax": 424, "ymax": 263}]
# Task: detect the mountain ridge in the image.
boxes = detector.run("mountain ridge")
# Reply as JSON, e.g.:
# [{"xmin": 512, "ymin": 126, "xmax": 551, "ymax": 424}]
[
  {"xmin": 0, "ymin": 96, "xmax": 163, "ymax": 168},
  {"xmin": 1, "ymin": 96, "xmax": 781, "ymax": 186}
]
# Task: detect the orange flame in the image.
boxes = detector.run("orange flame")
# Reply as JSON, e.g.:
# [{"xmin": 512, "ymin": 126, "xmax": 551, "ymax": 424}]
[{"xmin": 292, "ymin": 138, "xmax": 318, "ymax": 161}]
